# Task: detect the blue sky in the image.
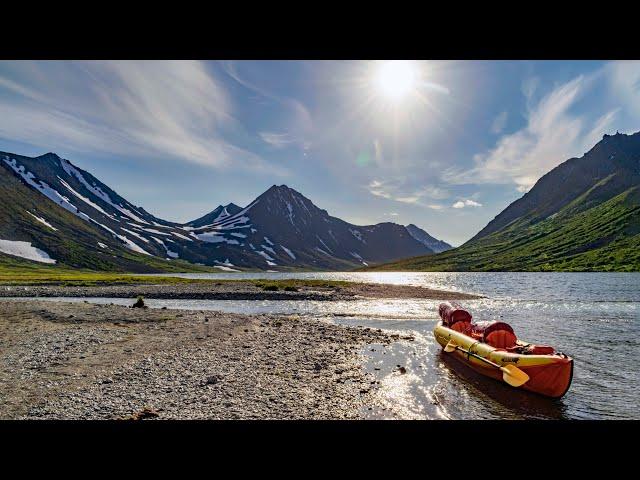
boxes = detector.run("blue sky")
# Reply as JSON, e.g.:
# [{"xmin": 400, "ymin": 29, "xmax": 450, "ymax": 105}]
[{"xmin": 1, "ymin": 60, "xmax": 639, "ymax": 246}]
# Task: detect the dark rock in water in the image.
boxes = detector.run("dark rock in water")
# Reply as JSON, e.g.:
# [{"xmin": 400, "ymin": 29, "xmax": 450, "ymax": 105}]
[
  {"xmin": 397, "ymin": 367, "xmax": 407, "ymax": 374},
  {"xmin": 131, "ymin": 296, "xmax": 146, "ymax": 309}
]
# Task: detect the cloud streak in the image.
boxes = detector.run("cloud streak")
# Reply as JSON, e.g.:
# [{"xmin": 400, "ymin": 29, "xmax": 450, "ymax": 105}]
[
  {"xmin": 0, "ymin": 61, "xmax": 284, "ymax": 175},
  {"xmin": 445, "ymin": 64, "xmax": 638, "ymax": 192},
  {"xmin": 368, "ymin": 179, "xmax": 448, "ymax": 210}
]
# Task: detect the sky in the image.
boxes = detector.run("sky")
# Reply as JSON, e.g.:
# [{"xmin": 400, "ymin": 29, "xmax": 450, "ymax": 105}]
[{"xmin": 1, "ymin": 60, "xmax": 639, "ymax": 246}]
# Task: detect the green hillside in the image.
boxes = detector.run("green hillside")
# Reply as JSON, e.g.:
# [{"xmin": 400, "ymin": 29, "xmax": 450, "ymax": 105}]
[
  {"xmin": 0, "ymin": 165, "xmax": 212, "ymax": 273},
  {"xmin": 365, "ymin": 132, "xmax": 640, "ymax": 272},
  {"xmin": 366, "ymin": 186, "xmax": 640, "ymax": 272}
]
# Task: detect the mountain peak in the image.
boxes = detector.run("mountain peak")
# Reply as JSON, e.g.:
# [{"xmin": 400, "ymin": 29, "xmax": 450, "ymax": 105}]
[
  {"xmin": 267, "ymin": 184, "xmax": 294, "ymax": 193},
  {"xmin": 37, "ymin": 152, "xmax": 61, "ymax": 162}
]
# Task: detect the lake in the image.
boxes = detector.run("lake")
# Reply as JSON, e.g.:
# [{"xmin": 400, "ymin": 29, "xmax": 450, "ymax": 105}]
[{"xmin": 21, "ymin": 272, "xmax": 640, "ymax": 419}]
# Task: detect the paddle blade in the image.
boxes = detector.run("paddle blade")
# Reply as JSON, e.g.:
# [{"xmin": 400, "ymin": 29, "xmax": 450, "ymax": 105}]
[
  {"xmin": 501, "ymin": 364, "xmax": 530, "ymax": 387},
  {"xmin": 444, "ymin": 340, "xmax": 457, "ymax": 353}
]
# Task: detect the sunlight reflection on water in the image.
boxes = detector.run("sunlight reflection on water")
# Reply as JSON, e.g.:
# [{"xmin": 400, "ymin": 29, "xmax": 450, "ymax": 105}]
[{"xmin": 13, "ymin": 271, "xmax": 640, "ymax": 419}]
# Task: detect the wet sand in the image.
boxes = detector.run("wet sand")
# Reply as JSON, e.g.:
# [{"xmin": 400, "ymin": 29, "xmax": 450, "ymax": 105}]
[{"xmin": 0, "ymin": 300, "xmax": 396, "ymax": 419}]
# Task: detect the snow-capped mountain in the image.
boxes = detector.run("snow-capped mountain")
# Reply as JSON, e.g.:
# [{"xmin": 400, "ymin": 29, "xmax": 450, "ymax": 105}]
[
  {"xmin": 405, "ymin": 224, "xmax": 452, "ymax": 253},
  {"xmin": 184, "ymin": 185, "xmax": 435, "ymax": 269},
  {"xmin": 0, "ymin": 150, "xmax": 442, "ymax": 271},
  {"xmin": 187, "ymin": 203, "xmax": 242, "ymax": 229}
]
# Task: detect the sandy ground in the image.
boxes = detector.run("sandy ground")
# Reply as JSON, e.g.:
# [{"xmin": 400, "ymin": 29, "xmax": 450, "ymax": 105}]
[
  {"xmin": 0, "ymin": 300, "xmax": 400, "ymax": 420},
  {"xmin": 0, "ymin": 281, "xmax": 481, "ymax": 301}
]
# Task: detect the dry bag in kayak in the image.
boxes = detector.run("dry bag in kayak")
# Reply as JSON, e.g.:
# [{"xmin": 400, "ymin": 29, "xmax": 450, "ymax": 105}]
[{"xmin": 438, "ymin": 302, "xmax": 472, "ymax": 333}]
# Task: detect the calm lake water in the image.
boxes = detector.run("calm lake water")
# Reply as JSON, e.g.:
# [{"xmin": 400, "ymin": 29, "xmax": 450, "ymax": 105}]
[{"xmin": 21, "ymin": 272, "xmax": 640, "ymax": 419}]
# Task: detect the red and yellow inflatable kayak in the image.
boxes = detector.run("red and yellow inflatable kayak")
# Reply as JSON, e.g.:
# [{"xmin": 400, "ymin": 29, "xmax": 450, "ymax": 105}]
[{"xmin": 434, "ymin": 303, "xmax": 573, "ymax": 398}]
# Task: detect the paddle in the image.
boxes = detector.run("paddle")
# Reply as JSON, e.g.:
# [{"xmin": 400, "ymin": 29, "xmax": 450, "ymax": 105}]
[{"xmin": 444, "ymin": 340, "xmax": 530, "ymax": 387}]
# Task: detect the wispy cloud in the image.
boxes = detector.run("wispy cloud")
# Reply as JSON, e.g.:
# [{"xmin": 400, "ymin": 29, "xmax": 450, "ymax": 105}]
[
  {"xmin": 445, "ymin": 69, "xmax": 625, "ymax": 191},
  {"xmin": 0, "ymin": 61, "xmax": 285, "ymax": 174},
  {"xmin": 220, "ymin": 61, "xmax": 313, "ymax": 151},
  {"xmin": 368, "ymin": 179, "xmax": 448, "ymax": 210},
  {"xmin": 259, "ymin": 131, "xmax": 296, "ymax": 148}
]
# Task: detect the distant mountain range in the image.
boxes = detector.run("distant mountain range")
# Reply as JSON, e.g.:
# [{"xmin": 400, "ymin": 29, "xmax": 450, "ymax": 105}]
[
  {"xmin": 367, "ymin": 131, "xmax": 640, "ymax": 272},
  {"xmin": 0, "ymin": 150, "xmax": 450, "ymax": 271}
]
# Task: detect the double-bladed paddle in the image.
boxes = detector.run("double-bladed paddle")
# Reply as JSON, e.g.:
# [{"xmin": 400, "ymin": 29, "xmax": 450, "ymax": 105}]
[{"xmin": 444, "ymin": 340, "xmax": 530, "ymax": 387}]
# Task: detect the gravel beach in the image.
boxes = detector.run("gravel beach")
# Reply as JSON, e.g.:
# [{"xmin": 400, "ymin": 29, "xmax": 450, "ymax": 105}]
[
  {"xmin": 0, "ymin": 300, "xmax": 398, "ymax": 419},
  {"xmin": 0, "ymin": 281, "xmax": 481, "ymax": 301}
]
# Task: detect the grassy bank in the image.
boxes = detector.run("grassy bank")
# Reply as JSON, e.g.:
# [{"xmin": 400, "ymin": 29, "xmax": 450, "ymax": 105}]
[{"xmin": 0, "ymin": 264, "xmax": 353, "ymax": 289}]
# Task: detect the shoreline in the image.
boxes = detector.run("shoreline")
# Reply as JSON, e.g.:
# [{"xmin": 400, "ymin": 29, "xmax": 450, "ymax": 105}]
[
  {"xmin": 0, "ymin": 300, "xmax": 399, "ymax": 420},
  {"xmin": 0, "ymin": 280, "xmax": 482, "ymax": 301}
]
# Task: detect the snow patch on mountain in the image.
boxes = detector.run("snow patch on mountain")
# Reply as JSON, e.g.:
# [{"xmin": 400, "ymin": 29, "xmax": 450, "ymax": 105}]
[
  {"xmin": 194, "ymin": 232, "xmax": 240, "ymax": 245},
  {"xmin": 0, "ymin": 238, "xmax": 56, "ymax": 264},
  {"xmin": 281, "ymin": 245, "xmax": 296, "ymax": 260},
  {"xmin": 214, "ymin": 259, "xmax": 235, "ymax": 267},
  {"xmin": 316, "ymin": 235, "xmax": 333, "ymax": 253},
  {"xmin": 151, "ymin": 236, "xmax": 178, "ymax": 258},
  {"xmin": 4, "ymin": 157, "xmax": 78, "ymax": 215},
  {"xmin": 214, "ymin": 265, "xmax": 240, "ymax": 272},
  {"xmin": 256, "ymin": 250, "xmax": 275, "ymax": 261},
  {"xmin": 349, "ymin": 228, "xmax": 365, "ymax": 242},
  {"xmin": 61, "ymin": 158, "xmax": 149, "ymax": 224},
  {"xmin": 59, "ymin": 177, "xmax": 113, "ymax": 218},
  {"xmin": 26, "ymin": 211, "xmax": 58, "ymax": 231},
  {"xmin": 171, "ymin": 231, "xmax": 193, "ymax": 242},
  {"xmin": 121, "ymin": 228, "xmax": 150, "ymax": 243}
]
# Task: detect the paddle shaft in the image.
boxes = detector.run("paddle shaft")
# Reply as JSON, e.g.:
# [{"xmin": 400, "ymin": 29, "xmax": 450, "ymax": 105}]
[{"xmin": 451, "ymin": 345, "xmax": 503, "ymax": 369}]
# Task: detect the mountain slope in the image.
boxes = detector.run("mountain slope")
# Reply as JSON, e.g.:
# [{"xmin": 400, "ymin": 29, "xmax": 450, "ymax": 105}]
[
  {"xmin": 365, "ymin": 131, "xmax": 640, "ymax": 272},
  {"xmin": 0, "ymin": 156, "xmax": 207, "ymax": 272},
  {"xmin": 1, "ymin": 150, "xmax": 441, "ymax": 271},
  {"xmin": 405, "ymin": 224, "xmax": 452, "ymax": 253}
]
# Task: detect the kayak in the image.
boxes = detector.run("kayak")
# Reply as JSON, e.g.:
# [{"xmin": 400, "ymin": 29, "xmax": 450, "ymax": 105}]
[{"xmin": 434, "ymin": 303, "xmax": 573, "ymax": 398}]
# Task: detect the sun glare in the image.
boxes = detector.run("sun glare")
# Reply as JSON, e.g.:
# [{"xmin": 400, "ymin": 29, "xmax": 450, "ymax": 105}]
[{"xmin": 375, "ymin": 61, "xmax": 418, "ymax": 101}]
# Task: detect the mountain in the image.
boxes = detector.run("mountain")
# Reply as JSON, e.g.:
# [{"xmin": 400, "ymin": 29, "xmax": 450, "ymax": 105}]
[
  {"xmin": 365, "ymin": 131, "xmax": 640, "ymax": 272},
  {"xmin": 183, "ymin": 184, "xmax": 435, "ymax": 269},
  {"xmin": 187, "ymin": 203, "xmax": 242, "ymax": 228},
  {"xmin": 0, "ymin": 150, "xmax": 440, "ymax": 271},
  {"xmin": 0, "ymin": 152, "xmax": 206, "ymax": 272},
  {"xmin": 405, "ymin": 224, "xmax": 452, "ymax": 253}
]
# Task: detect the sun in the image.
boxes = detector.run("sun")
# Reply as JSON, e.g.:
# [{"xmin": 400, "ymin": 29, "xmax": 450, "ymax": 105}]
[{"xmin": 374, "ymin": 60, "xmax": 418, "ymax": 101}]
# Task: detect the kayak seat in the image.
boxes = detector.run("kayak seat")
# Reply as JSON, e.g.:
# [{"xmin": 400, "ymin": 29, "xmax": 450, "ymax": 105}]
[
  {"xmin": 485, "ymin": 330, "xmax": 517, "ymax": 349},
  {"xmin": 450, "ymin": 321, "xmax": 472, "ymax": 335},
  {"xmin": 471, "ymin": 321, "xmax": 518, "ymax": 349}
]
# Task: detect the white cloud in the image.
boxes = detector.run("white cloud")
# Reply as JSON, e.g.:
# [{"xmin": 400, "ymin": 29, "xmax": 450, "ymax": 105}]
[
  {"xmin": 490, "ymin": 111, "xmax": 508, "ymax": 134},
  {"xmin": 0, "ymin": 61, "xmax": 284, "ymax": 175},
  {"xmin": 452, "ymin": 199, "xmax": 483, "ymax": 209},
  {"xmin": 446, "ymin": 67, "xmax": 630, "ymax": 192},
  {"xmin": 259, "ymin": 131, "xmax": 296, "ymax": 148},
  {"xmin": 367, "ymin": 178, "xmax": 450, "ymax": 208}
]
